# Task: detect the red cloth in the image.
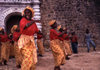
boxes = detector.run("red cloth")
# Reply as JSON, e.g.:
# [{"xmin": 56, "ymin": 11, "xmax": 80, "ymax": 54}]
[
  {"xmin": 58, "ymin": 32, "xmax": 65, "ymax": 41},
  {"xmin": 0, "ymin": 32, "xmax": 8, "ymax": 42},
  {"xmin": 63, "ymin": 34, "xmax": 70, "ymax": 41},
  {"xmin": 37, "ymin": 34, "xmax": 42, "ymax": 39},
  {"xmin": 71, "ymin": 35, "xmax": 78, "ymax": 42},
  {"xmin": 58, "ymin": 32, "xmax": 70, "ymax": 41},
  {"xmin": 20, "ymin": 17, "xmax": 39, "ymax": 36},
  {"xmin": 13, "ymin": 32, "xmax": 21, "ymax": 42},
  {"xmin": 49, "ymin": 29, "xmax": 59, "ymax": 41}
]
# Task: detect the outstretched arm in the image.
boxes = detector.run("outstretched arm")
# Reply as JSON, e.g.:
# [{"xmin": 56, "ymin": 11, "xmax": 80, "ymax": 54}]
[
  {"xmin": 59, "ymin": 28, "xmax": 67, "ymax": 37},
  {"xmin": 24, "ymin": 20, "xmax": 41, "ymax": 29},
  {"xmin": 24, "ymin": 20, "xmax": 35, "ymax": 29}
]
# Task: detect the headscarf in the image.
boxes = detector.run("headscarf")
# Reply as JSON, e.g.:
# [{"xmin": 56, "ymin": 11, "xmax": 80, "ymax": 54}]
[
  {"xmin": 22, "ymin": 6, "xmax": 35, "ymax": 18},
  {"xmin": 11, "ymin": 25, "xmax": 18, "ymax": 33},
  {"xmin": 57, "ymin": 25, "xmax": 61, "ymax": 31},
  {"xmin": 49, "ymin": 20, "xmax": 56, "ymax": 26},
  {"xmin": 0, "ymin": 28, "xmax": 3, "ymax": 31}
]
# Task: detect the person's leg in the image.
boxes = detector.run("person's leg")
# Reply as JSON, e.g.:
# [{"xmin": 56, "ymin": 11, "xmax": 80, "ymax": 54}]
[
  {"xmin": 21, "ymin": 42, "xmax": 33, "ymax": 70},
  {"xmin": 74, "ymin": 43, "xmax": 78, "ymax": 53},
  {"xmin": 90, "ymin": 39, "xmax": 96, "ymax": 51},
  {"xmin": 37, "ymin": 39, "xmax": 45, "ymax": 57},
  {"xmin": 71, "ymin": 43, "xmax": 77, "ymax": 53},
  {"xmin": 86, "ymin": 40, "xmax": 90, "ymax": 52},
  {"xmin": 71, "ymin": 42, "xmax": 75, "ymax": 53}
]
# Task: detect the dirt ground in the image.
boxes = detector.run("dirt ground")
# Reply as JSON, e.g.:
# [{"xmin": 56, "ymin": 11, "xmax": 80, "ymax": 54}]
[{"xmin": 0, "ymin": 46, "xmax": 100, "ymax": 70}]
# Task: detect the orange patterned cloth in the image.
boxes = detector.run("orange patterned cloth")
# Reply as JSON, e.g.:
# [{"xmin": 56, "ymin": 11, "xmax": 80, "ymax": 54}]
[
  {"xmin": 0, "ymin": 41, "xmax": 10, "ymax": 62},
  {"xmin": 14, "ymin": 41, "xmax": 23, "ymax": 66},
  {"xmin": 37, "ymin": 39, "xmax": 45, "ymax": 55},
  {"xmin": 64, "ymin": 40, "xmax": 72, "ymax": 56},
  {"xmin": 60, "ymin": 41, "xmax": 67, "ymax": 56},
  {"xmin": 18, "ymin": 34, "xmax": 37, "ymax": 70},
  {"xmin": 50, "ymin": 39, "xmax": 64, "ymax": 66},
  {"xmin": 10, "ymin": 43, "xmax": 14, "ymax": 57}
]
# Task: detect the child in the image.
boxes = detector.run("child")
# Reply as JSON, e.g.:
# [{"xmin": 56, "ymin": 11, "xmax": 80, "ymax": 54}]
[
  {"xmin": 71, "ymin": 32, "xmax": 78, "ymax": 53},
  {"xmin": 84, "ymin": 29, "xmax": 96, "ymax": 52}
]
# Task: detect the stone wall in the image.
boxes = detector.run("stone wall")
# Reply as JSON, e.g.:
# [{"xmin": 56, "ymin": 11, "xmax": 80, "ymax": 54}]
[{"xmin": 40, "ymin": 0, "xmax": 100, "ymax": 48}]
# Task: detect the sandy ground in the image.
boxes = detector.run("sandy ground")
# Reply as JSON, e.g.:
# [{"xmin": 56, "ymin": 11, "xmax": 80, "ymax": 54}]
[{"xmin": 0, "ymin": 46, "xmax": 100, "ymax": 70}]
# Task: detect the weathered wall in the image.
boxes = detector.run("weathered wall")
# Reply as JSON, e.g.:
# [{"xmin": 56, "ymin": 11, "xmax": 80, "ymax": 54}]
[{"xmin": 40, "ymin": 0, "xmax": 100, "ymax": 48}]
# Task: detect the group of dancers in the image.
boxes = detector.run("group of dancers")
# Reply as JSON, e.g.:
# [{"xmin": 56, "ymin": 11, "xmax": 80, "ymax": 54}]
[{"xmin": 0, "ymin": 6, "xmax": 96, "ymax": 70}]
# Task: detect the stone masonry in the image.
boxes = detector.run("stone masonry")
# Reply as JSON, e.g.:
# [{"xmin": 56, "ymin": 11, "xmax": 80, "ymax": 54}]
[{"xmin": 40, "ymin": 0, "xmax": 100, "ymax": 48}]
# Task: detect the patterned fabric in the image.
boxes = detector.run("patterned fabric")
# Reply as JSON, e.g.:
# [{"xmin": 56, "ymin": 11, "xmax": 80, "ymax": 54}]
[
  {"xmin": 0, "ymin": 41, "xmax": 10, "ymax": 62},
  {"xmin": 18, "ymin": 34, "xmax": 37, "ymax": 70},
  {"xmin": 50, "ymin": 39, "xmax": 64, "ymax": 66},
  {"xmin": 64, "ymin": 40, "xmax": 72, "ymax": 56},
  {"xmin": 37, "ymin": 39, "xmax": 45, "ymax": 55},
  {"xmin": 10, "ymin": 43, "xmax": 14, "ymax": 57},
  {"xmin": 14, "ymin": 41, "xmax": 23, "ymax": 66},
  {"xmin": 60, "ymin": 41, "xmax": 67, "ymax": 56}
]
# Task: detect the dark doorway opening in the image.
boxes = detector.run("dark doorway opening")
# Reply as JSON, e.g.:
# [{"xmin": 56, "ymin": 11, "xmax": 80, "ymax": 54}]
[{"xmin": 6, "ymin": 15, "xmax": 22, "ymax": 35}]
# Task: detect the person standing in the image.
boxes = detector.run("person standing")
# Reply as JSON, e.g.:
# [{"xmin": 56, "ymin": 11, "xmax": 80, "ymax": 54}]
[
  {"xmin": 84, "ymin": 29, "xmax": 96, "ymax": 52},
  {"xmin": 0, "ymin": 28, "xmax": 10, "ymax": 65},
  {"xmin": 18, "ymin": 6, "xmax": 43, "ymax": 70},
  {"xmin": 57, "ymin": 26, "xmax": 72, "ymax": 60},
  {"xmin": 71, "ymin": 32, "xmax": 78, "ymax": 53},
  {"xmin": 12, "ymin": 25, "xmax": 22, "ymax": 68},
  {"xmin": 49, "ymin": 20, "xmax": 67, "ymax": 70}
]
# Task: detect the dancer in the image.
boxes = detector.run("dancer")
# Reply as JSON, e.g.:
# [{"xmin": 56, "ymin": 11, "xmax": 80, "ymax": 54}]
[
  {"xmin": 84, "ymin": 29, "xmax": 96, "ymax": 52},
  {"xmin": 12, "ymin": 25, "xmax": 22, "ymax": 68},
  {"xmin": 49, "ymin": 20, "xmax": 67, "ymax": 70},
  {"xmin": 0, "ymin": 28, "xmax": 10, "ymax": 65},
  {"xmin": 18, "ymin": 6, "xmax": 43, "ymax": 70},
  {"xmin": 57, "ymin": 26, "xmax": 72, "ymax": 60}
]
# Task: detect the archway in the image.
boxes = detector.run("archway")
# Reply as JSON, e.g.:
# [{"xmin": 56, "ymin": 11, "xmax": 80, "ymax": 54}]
[
  {"xmin": 6, "ymin": 15, "xmax": 22, "ymax": 35},
  {"xmin": 4, "ymin": 12, "xmax": 22, "ymax": 35}
]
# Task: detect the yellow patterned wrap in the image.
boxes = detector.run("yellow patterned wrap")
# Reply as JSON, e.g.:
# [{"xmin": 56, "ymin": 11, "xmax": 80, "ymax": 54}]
[
  {"xmin": 10, "ymin": 43, "xmax": 14, "ymax": 57},
  {"xmin": 64, "ymin": 40, "xmax": 72, "ymax": 56},
  {"xmin": 14, "ymin": 41, "xmax": 23, "ymax": 66},
  {"xmin": 50, "ymin": 39, "xmax": 65, "ymax": 66},
  {"xmin": 0, "ymin": 41, "xmax": 10, "ymax": 62},
  {"xmin": 37, "ymin": 39, "xmax": 45, "ymax": 55},
  {"xmin": 18, "ymin": 34, "xmax": 37, "ymax": 70}
]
